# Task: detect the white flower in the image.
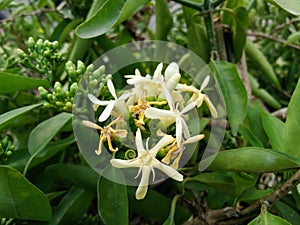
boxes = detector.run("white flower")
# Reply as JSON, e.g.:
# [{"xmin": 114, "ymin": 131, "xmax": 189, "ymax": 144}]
[
  {"xmin": 145, "ymin": 86, "xmax": 196, "ymax": 147},
  {"xmin": 88, "ymin": 79, "xmax": 129, "ymax": 122},
  {"xmin": 110, "ymin": 128, "xmax": 183, "ymax": 200},
  {"xmin": 176, "ymin": 76, "xmax": 218, "ymax": 118}
]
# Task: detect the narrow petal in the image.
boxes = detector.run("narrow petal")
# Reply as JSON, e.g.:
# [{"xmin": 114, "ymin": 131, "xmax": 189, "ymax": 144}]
[
  {"xmin": 149, "ymin": 134, "xmax": 174, "ymax": 156},
  {"xmin": 183, "ymin": 134, "xmax": 205, "ymax": 144},
  {"xmin": 200, "ymin": 76, "xmax": 210, "ymax": 91},
  {"xmin": 165, "ymin": 62, "xmax": 179, "ymax": 81},
  {"xmin": 176, "ymin": 117, "xmax": 183, "ymax": 145},
  {"xmin": 152, "ymin": 159, "xmax": 183, "ymax": 181},
  {"xmin": 145, "ymin": 107, "xmax": 176, "ymax": 120},
  {"xmin": 135, "ymin": 128, "xmax": 146, "ymax": 156},
  {"xmin": 204, "ymin": 95, "xmax": 218, "ymax": 118},
  {"xmin": 98, "ymin": 100, "xmax": 115, "ymax": 122},
  {"xmin": 88, "ymin": 94, "xmax": 110, "ymax": 106},
  {"xmin": 135, "ymin": 68, "xmax": 141, "ymax": 76},
  {"xmin": 181, "ymin": 117, "xmax": 190, "ymax": 139},
  {"xmin": 166, "ymin": 73, "xmax": 181, "ymax": 91},
  {"xmin": 136, "ymin": 167, "xmax": 152, "ymax": 200},
  {"xmin": 153, "ymin": 63, "xmax": 163, "ymax": 78},
  {"xmin": 82, "ymin": 120, "xmax": 102, "ymax": 130},
  {"xmin": 176, "ymin": 83, "xmax": 197, "ymax": 92},
  {"xmin": 107, "ymin": 79, "xmax": 117, "ymax": 100},
  {"xmin": 110, "ymin": 158, "xmax": 141, "ymax": 168},
  {"xmin": 161, "ymin": 83, "xmax": 175, "ymax": 110},
  {"xmin": 181, "ymin": 102, "xmax": 196, "ymax": 114}
]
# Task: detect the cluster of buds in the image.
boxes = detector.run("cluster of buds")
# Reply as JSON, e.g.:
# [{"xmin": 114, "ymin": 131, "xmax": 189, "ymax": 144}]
[
  {"xmin": 82, "ymin": 62, "xmax": 217, "ymax": 199},
  {"xmin": 0, "ymin": 134, "xmax": 15, "ymax": 163},
  {"xmin": 18, "ymin": 37, "xmax": 64, "ymax": 81}
]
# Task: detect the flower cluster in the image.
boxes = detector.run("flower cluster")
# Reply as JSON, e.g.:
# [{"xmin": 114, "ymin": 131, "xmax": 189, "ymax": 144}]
[{"xmin": 83, "ymin": 62, "xmax": 217, "ymax": 199}]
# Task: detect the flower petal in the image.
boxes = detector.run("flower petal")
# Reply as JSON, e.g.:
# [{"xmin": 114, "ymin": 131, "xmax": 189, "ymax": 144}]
[
  {"xmin": 165, "ymin": 62, "xmax": 179, "ymax": 81},
  {"xmin": 82, "ymin": 120, "xmax": 102, "ymax": 130},
  {"xmin": 135, "ymin": 128, "xmax": 146, "ymax": 156},
  {"xmin": 145, "ymin": 107, "xmax": 176, "ymax": 119},
  {"xmin": 115, "ymin": 130, "xmax": 128, "ymax": 138},
  {"xmin": 166, "ymin": 72, "xmax": 181, "ymax": 91},
  {"xmin": 176, "ymin": 117, "xmax": 183, "ymax": 145},
  {"xmin": 181, "ymin": 117, "xmax": 190, "ymax": 139},
  {"xmin": 110, "ymin": 158, "xmax": 141, "ymax": 168},
  {"xmin": 107, "ymin": 79, "xmax": 117, "ymax": 100},
  {"xmin": 200, "ymin": 76, "xmax": 210, "ymax": 91},
  {"xmin": 152, "ymin": 159, "xmax": 183, "ymax": 181},
  {"xmin": 153, "ymin": 63, "xmax": 163, "ymax": 79},
  {"xmin": 149, "ymin": 134, "xmax": 174, "ymax": 156},
  {"xmin": 88, "ymin": 94, "xmax": 110, "ymax": 106},
  {"xmin": 181, "ymin": 102, "xmax": 196, "ymax": 114},
  {"xmin": 98, "ymin": 100, "xmax": 115, "ymax": 122},
  {"xmin": 136, "ymin": 167, "xmax": 152, "ymax": 200},
  {"xmin": 204, "ymin": 95, "xmax": 218, "ymax": 118},
  {"xmin": 183, "ymin": 134, "xmax": 205, "ymax": 144}
]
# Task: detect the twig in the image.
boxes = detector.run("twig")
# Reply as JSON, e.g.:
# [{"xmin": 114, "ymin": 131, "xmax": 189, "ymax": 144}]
[
  {"xmin": 271, "ymin": 107, "xmax": 287, "ymax": 120},
  {"xmin": 271, "ymin": 18, "xmax": 300, "ymax": 34},
  {"xmin": 247, "ymin": 31, "xmax": 300, "ymax": 51}
]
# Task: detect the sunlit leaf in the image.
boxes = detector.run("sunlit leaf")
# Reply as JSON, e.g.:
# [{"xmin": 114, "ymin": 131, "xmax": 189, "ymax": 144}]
[
  {"xmin": 282, "ymin": 78, "xmax": 300, "ymax": 158},
  {"xmin": 268, "ymin": 0, "xmax": 300, "ymax": 16},
  {"xmin": 210, "ymin": 60, "xmax": 248, "ymax": 135},
  {"xmin": 207, "ymin": 147, "xmax": 299, "ymax": 172},
  {"xmin": 0, "ymin": 166, "xmax": 51, "ymax": 221},
  {"xmin": 28, "ymin": 112, "xmax": 72, "ymax": 157}
]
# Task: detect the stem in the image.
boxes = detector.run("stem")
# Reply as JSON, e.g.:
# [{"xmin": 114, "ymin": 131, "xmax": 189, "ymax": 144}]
[{"xmin": 202, "ymin": 0, "xmax": 219, "ymax": 60}]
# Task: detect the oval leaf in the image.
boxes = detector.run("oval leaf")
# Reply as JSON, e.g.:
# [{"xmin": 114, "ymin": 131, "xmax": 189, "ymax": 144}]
[
  {"xmin": 210, "ymin": 60, "xmax": 248, "ymax": 135},
  {"xmin": 28, "ymin": 112, "xmax": 72, "ymax": 157},
  {"xmin": 76, "ymin": 0, "xmax": 148, "ymax": 39},
  {"xmin": 207, "ymin": 147, "xmax": 299, "ymax": 172},
  {"xmin": 0, "ymin": 103, "xmax": 42, "ymax": 130},
  {"xmin": 268, "ymin": 0, "xmax": 300, "ymax": 16},
  {"xmin": 0, "ymin": 165, "xmax": 52, "ymax": 221},
  {"xmin": 0, "ymin": 72, "xmax": 50, "ymax": 94},
  {"xmin": 98, "ymin": 166, "xmax": 128, "ymax": 225},
  {"xmin": 282, "ymin": 78, "xmax": 300, "ymax": 158}
]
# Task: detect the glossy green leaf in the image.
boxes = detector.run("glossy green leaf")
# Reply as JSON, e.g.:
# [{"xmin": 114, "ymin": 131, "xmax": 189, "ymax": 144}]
[
  {"xmin": 0, "ymin": 103, "xmax": 42, "ymax": 130},
  {"xmin": 98, "ymin": 166, "xmax": 128, "ymax": 225},
  {"xmin": 239, "ymin": 124, "xmax": 264, "ymax": 147},
  {"xmin": 274, "ymin": 201, "xmax": 300, "ymax": 225},
  {"xmin": 261, "ymin": 111, "xmax": 284, "ymax": 150},
  {"xmin": 46, "ymin": 164, "xmax": 98, "ymax": 193},
  {"xmin": 268, "ymin": 0, "xmax": 300, "ymax": 16},
  {"xmin": 239, "ymin": 188, "xmax": 272, "ymax": 203},
  {"xmin": 232, "ymin": 7, "xmax": 249, "ymax": 62},
  {"xmin": 248, "ymin": 204, "xmax": 292, "ymax": 225},
  {"xmin": 245, "ymin": 38, "xmax": 281, "ymax": 89},
  {"xmin": 50, "ymin": 187, "xmax": 94, "ymax": 225},
  {"xmin": 233, "ymin": 172, "xmax": 258, "ymax": 198},
  {"xmin": 0, "ymin": 72, "xmax": 50, "ymax": 94},
  {"xmin": 0, "ymin": 165, "xmax": 51, "ymax": 221},
  {"xmin": 282, "ymin": 78, "xmax": 300, "ymax": 158},
  {"xmin": 28, "ymin": 112, "xmax": 72, "ymax": 156},
  {"xmin": 76, "ymin": 0, "xmax": 149, "ymax": 39},
  {"xmin": 184, "ymin": 172, "xmax": 235, "ymax": 194},
  {"xmin": 286, "ymin": 31, "xmax": 300, "ymax": 45},
  {"xmin": 210, "ymin": 60, "xmax": 248, "ymax": 135},
  {"xmin": 0, "ymin": 0, "xmax": 12, "ymax": 10},
  {"xmin": 207, "ymin": 147, "xmax": 299, "ymax": 172}
]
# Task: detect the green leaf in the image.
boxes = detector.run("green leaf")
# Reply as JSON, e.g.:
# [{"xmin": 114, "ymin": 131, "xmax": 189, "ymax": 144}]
[
  {"xmin": 184, "ymin": 172, "xmax": 236, "ymax": 194},
  {"xmin": 239, "ymin": 188, "xmax": 273, "ymax": 203},
  {"xmin": 261, "ymin": 111, "xmax": 284, "ymax": 150},
  {"xmin": 156, "ymin": 0, "xmax": 173, "ymax": 41},
  {"xmin": 0, "ymin": 72, "xmax": 50, "ymax": 94},
  {"xmin": 233, "ymin": 172, "xmax": 258, "ymax": 198},
  {"xmin": 207, "ymin": 147, "xmax": 299, "ymax": 172},
  {"xmin": 0, "ymin": 165, "xmax": 52, "ymax": 221},
  {"xmin": 28, "ymin": 112, "xmax": 72, "ymax": 157},
  {"xmin": 239, "ymin": 124, "xmax": 264, "ymax": 147},
  {"xmin": 46, "ymin": 164, "xmax": 98, "ymax": 193},
  {"xmin": 286, "ymin": 31, "xmax": 300, "ymax": 45},
  {"xmin": 163, "ymin": 195, "xmax": 180, "ymax": 225},
  {"xmin": 248, "ymin": 204, "xmax": 292, "ymax": 225},
  {"xmin": 50, "ymin": 187, "xmax": 94, "ymax": 225},
  {"xmin": 0, "ymin": 0, "xmax": 12, "ymax": 10},
  {"xmin": 0, "ymin": 103, "xmax": 42, "ymax": 130},
  {"xmin": 210, "ymin": 60, "xmax": 248, "ymax": 135},
  {"xmin": 97, "ymin": 166, "xmax": 128, "ymax": 225},
  {"xmin": 245, "ymin": 38, "xmax": 281, "ymax": 89},
  {"xmin": 274, "ymin": 201, "xmax": 300, "ymax": 225},
  {"xmin": 232, "ymin": 7, "xmax": 249, "ymax": 62},
  {"xmin": 268, "ymin": 0, "xmax": 300, "ymax": 16},
  {"xmin": 282, "ymin": 78, "xmax": 300, "ymax": 158},
  {"xmin": 76, "ymin": 0, "xmax": 149, "ymax": 39}
]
